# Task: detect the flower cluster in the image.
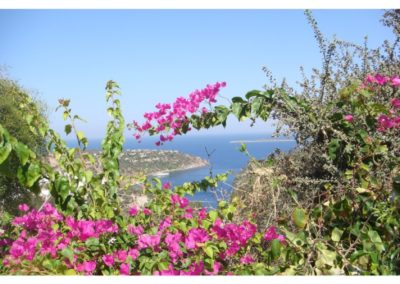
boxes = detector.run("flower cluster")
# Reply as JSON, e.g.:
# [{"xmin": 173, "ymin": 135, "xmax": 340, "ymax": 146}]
[
  {"xmin": 376, "ymin": 97, "xmax": 400, "ymax": 131},
  {"xmin": 1, "ymin": 198, "xmax": 285, "ymax": 275},
  {"xmin": 364, "ymin": 74, "xmax": 400, "ymax": 87},
  {"xmin": 344, "ymin": 74, "xmax": 400, "ymax": 132},
  {"xmin": 131, "ymin": 82, "xmax": 226, "ymax": 145}
]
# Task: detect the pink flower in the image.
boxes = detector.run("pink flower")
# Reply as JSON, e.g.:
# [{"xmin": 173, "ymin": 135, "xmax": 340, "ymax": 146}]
[
  {"xmin": 115, "ymin": 250, "xmax": 128, "ymax": 262},
  {"xmin": 162, "ymin": 182, "xmax": 171, "ymax": 190},
  {"xmin": 158, "ymin": 217, "xmax": 172, "ymax": 231},
  {"xmin": 102, "ymin": 254, "xmax": 114, "ymax": 267},
  {"xmin": 138, "ymin": 234, "xmax": 161, "ymax": 250},
  {"xmin": 171, "ymin": 194, "xmax": 189, "ymax": 208},
  {"xmin": 264, "ymin": 226, "xmax": 286, "ymax": 244},
  {"xmin": 143, "ymin": 208, "xmax": 152, "ymax": 215},
  {"xmin": 128, "ymin": 206, "xmax": 138, "ymax": 216},
  {"xmin": 185, "ymin": 228, "xmax": 209, "ymax": 250},
  {"xmin": 165, "ymin": 232, "xmax": 183, "ymax": 263},
  {"xmin": 365, "ymin": 74, "xmax": 377, "ymax": 84},
  {"xmin": 240, "ymin": 254, "xmax": 255, "ymax": 264},
  {"xmin": 198, "ymin": 208, "xmax": 207, "ymax": 221},
  {"xmin": 127, "ymin": 224, "xmax": 144, "ymax": 236},
  {"xmin": 375, "ymin": 74, "xmax": 389, "ymax": 86},
  {"xmin": 263, "ymin": 226, "xmax": 278, "ymax": 241},
  {"xmin": 128, "ymin": 248, "xmax": 139, "ymax": 260},
  {"xmin": 391, "ymin": 98, "xmax": 400, "ymax": 109},
  {"xmin": 77, "ymin": 260, "xmax": 96, "ymax": 274},
  {"xmin": 18, "ymin": 204, "xmax": 29, "ymax": 212},
  {"xmin": 132, "ymin": 82, "xmax": 226, "ymax": 145},
  {"xmin": 120, "ymin": 263, "xmax": 130, "ymax": 275},
  {"xmin": 391, "ymin": 76, "xmax": 400, "ymax": 87},
  {"xmin": 344, "ymin": 114, "xmax": 354, "ymax": 122},
  {"xmin": 377, "ymin": 114, "xmax": 395, "ymax": 131}
]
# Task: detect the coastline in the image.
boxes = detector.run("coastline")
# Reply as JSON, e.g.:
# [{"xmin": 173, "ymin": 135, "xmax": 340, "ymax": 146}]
[{"xmin": 229, "ymin": 139, "xmax": 295, "ymax": 144}]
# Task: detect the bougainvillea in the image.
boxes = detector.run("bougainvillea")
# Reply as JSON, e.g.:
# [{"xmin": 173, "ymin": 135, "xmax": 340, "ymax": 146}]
[
  {"xmin": 130, "ymin": 82, "xmax": 226, "ymax": 145},
  {"xmin": 0, "ymin": 194, "xmax": 285, "ymax": 275}
]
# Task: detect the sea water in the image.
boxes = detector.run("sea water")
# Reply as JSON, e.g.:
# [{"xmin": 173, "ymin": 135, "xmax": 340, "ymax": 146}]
[{"xmin": 68, "ymin": 133, "xmax": 296, "ymax": 208}]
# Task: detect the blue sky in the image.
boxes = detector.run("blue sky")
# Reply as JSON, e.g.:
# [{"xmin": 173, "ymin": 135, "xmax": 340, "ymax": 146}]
[{"xmin": 0, "ymin": 10, "xmax": 395, "ymax": 139}]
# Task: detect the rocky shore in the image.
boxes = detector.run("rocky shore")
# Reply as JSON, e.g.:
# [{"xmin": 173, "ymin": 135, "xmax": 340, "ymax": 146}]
[{"xmin": 93, "ymin": 149, "xmax": 209, "ymax": 176}]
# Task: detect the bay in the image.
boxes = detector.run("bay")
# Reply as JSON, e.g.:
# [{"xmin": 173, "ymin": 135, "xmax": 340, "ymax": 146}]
[{"xmin": 67, "ymin": 133, "xmax": 296, "ymax": 208}]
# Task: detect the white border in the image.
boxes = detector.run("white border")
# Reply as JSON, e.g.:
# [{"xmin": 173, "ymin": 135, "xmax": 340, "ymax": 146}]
[{"xmin": 0, "ymin": 0, "xmax": 398, "ymax": 9}]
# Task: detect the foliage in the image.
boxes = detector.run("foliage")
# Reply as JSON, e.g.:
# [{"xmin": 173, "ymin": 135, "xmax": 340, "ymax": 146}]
[
  {"xmin": 0, "ymin": 75, "xmax": 48, "ymax": 214},
  {"xmin": 0, "ymin": 10, "xmax": 400, "ymax": 276},
  {"xmin": 0, "ymin": 81, "xmax": 127, "ymax": 220},
  {"xmin": 0, "ymin": 182, "xmax": 289, "ymax": 275}
]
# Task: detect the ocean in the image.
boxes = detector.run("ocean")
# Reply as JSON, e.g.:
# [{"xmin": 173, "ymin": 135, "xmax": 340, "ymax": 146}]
[{"xmin": 68, "ymin": 133, "xmax": 296, "ymax": 208}]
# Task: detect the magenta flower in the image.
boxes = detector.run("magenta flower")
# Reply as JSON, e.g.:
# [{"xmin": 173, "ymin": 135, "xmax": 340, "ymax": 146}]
[
  {"xmin": 162, "ymin": 182, "xmax": 171, "ymax": 190},
  {"xmin": 78, "ymin": 260, "xmax": 96, "ymax": 274},
  {"xmin": 391, "ymin": 76, "xmax": 400, "ymax": 87},
  {"xmin": 115, "ymin": 250, "xmax": 128, "ymax": 262},
  {"xmin": 132, "ymin": 82, "xmax": 226, "ymax": 145},
  {"xmin": 264, "ymin": 226, "xmax": 286, "ymax": 244},
  {"xmin": 18, "ymin": 204, "xmax": 29, "ymax": 212},
  {"xmin": 138, "ymin": 234, "xmax": 161, "ymax": 250},
  {"xmin": 143, "ymin": 208, "xmax": 152, "ymax": 215},
  {"xmin": 128, "ymin": 248, "xmax": 139, "ymax": 260},
  {"xmin": 198, "ymin": 208, "xmax": 207, "ymax": 221},
  {"xmin": 391, "ymin": 98, "xmax": 400, "ymax": 109},
  {"xmin": 377, "ymin": 114, "xmax": 395, "ymax": 131},
  {"xmin": 127, "ymin": 224, "xmax": 144, "ymax": 236},
  {"xmin": 120, "ymin": 263, "xmax": 130, "ymax": 275},
  {"xmin": 240, "ymin": 254, "xmax": 255, "ymax": 264},
  {"xmin": 102, "ymin": 254, "xmax": 114, "ymax": 267},
  {"xmin": 171, "ymin": 194, "xmax": 189, "ymax": 208},
  {"xmin": 365, "ymin": 74, "xmax": 377, "ymax": 84},
  {"xmin": 165, "ymin": 232, "xmax": 183, "ymax": 263},
  {"xmin": 185, "ymin": 228, "xmax": 209, "ymax": 250},
  {"xmin": 375, "ymin": 74, "xmax": 389, "ymax": 86},
  {"xmin": 128, "ymin": 206, "xmax": 138, "ymax": 216},
  {"xmin": 158, "ymin": 217, "xmax": 172, "ymax": 231},
  {"xmin": 344, "ymin": 114, "xmax": 354, "ymax": 122}
]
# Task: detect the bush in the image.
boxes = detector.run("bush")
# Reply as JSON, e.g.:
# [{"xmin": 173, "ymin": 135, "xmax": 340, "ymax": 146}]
[{"xmin": 0, "ymin": 74, "xmax": 48, "ymax": 215}]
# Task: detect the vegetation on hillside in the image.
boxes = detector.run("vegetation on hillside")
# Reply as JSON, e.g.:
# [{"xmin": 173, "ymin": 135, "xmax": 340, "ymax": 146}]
[{"xmin": 0, "ymin": 73, "xmax": 48, "ymax": 215}]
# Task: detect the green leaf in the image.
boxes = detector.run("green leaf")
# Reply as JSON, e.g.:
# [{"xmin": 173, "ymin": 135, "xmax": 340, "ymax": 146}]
[
  {"xmin": 64, "ymin": 124, "xmax": 72, "ymax": 135},
  {"xmin": 64, "ymin": 269, "xmax": 77, "ymax": 275},
  {"xmin": 231, "ymin": 96, "xmax": 246, "ymax": 103},
  {"xmin": 328, "ymin": 139, "xmax": 340, "ymax": 160},
  {"xmin": 205, "ymin": 246, "xmax": 214, "ymax": 259},
  {"xmin": 239, "ymin": 143, "xmax": 247, "ymax": 153},
  {"xmin": 63, "ymin": 111, "xmax": 69, "ymax": 121},
  {"xmin": 77, "ymin": 131, "xmax": 86, "ymax": 141},
  {"xmin": 292, "ymin": 207, "xmax": 308, "ymax": 229},
  {"xmin": 61, "ymin": 248, "xmax": 74, "ymax": 263},
  {"xmin": 17, "ymin": 163, "xmax": 41, "ymax": 187},
  {"xmin": 368, "ymin": 230, "xmax": 383, "ymax": 251},
  {"xmin": 0, "ymin": 142, "xmax": 12, "ymax": 164},
  {"xmin": 231, "ymin": 102, "xmax": 243, "ymax": 120},
  {"xmin": 42, "ymin": 259, "xmax": 54, "ymax": 270},
  {"xmin": 271, "ymin": 239, "xmax": 281, "ymax": 259},
  {"xmin": 85, "ymin": 237, "xmax": 100, "ymax": 248},
  {"xmin": 245, "ymin": 90, "xmax": 262, "ymax": 100},
  {"xmin": 331, "ymin": 227, "xmax": 344, "ymax": 242},
  {"xmin": 318, "ymin": 249, "xmax": 337, "ymax": 267},
  {"xmin": 251, "ymin": 97, "xmax": 264, "ymax": 114},
  {"xmin": 157, "ymin": 261, "xmax": 170, "ymax": 271},
  {"xmin": 208, "ymin": 210, "xmax": 218, "ymax": 222},
  {"xmin": 14, "ymin": 142, "xmax": 30, "ymax": 166}
]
